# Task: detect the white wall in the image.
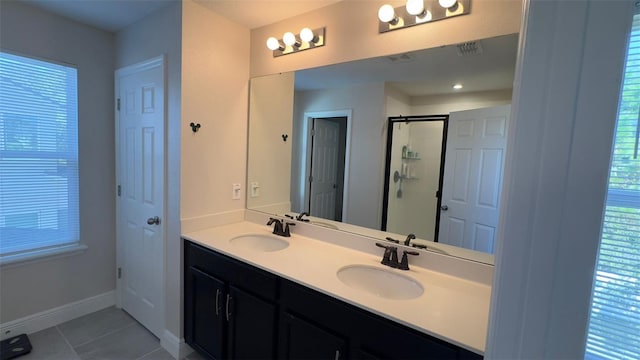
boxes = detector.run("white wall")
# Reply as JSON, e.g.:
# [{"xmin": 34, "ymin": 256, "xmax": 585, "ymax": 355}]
[
  {"xmin": 115, "ymin": 0, "xmax": 182, "ymax": 339},
  {"xmin": 0, "ymin": 1, "xmax": 115, "ymax": 323},
  {"xmin": 410, "ymin": 89, "xmax": 513, "ymax": 115},
  {"xmin": 486, "ymin": 0, "xmax": 634, "ymax": 357},
  {"xmin": 293, "ymin": 83, "xmax": 386, "ymax": 229}
]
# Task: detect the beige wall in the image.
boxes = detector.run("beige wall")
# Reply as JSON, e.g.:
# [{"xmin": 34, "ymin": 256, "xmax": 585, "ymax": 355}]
[
  {"xmin": 115, "ymin": 0, "xmax": 183, "ymax": 337},
  {"xmin": 247, "ymin": 73, "xmax": 295, "ymax": 212},
  {"xmin": 180, "ymin": 0, "xmax": 250, "ymax": 222},
  {"xmin": 0, "ymin": 1, "xmax": 116, "ymax": 323},
  {"xmin": 250, "ymin": 0, "xmax": 522, "ymax": 77}
]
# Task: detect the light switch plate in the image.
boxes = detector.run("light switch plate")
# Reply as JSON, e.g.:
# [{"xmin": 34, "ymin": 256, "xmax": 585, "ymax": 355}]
[
  {"xmin": 232, "ymin": 183, "xmax": 241, "ymax": 200},
  {"xmin": 250, "ymin": 182, "xmax": 260, "ymax": 197}
]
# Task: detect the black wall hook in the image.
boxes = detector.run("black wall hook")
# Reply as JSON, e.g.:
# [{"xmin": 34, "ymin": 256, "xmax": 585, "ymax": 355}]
[
  {"xmin": 190, "ymin": 123, "xmax": 201, "ymax": 133},
  {"xmin": 282, "ymin": 134, "xmax": 288, "ymax": 142}
]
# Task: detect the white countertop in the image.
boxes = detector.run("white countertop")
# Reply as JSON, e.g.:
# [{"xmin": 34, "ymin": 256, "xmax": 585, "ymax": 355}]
[{"xmin": 182, "ymin": 221, "xmax": 491, "ymax": 355}]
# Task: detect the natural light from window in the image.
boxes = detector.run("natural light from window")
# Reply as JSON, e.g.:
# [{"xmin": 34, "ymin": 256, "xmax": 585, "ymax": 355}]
[
  {"xmin": 585, "ymin": 11, "xmax": 640, "ymax": 360},
  {"xmin": 0, "ymin": 51, "xmax": 81, "ymax": 264}
]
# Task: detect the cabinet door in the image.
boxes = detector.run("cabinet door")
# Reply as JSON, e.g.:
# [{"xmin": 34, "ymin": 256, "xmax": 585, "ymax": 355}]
[
  {"xmin": 226, "ymin": 286, "xmax": 277, "ymax": 359},
  {"xmin": 279, "ymin": 312, "xmax": 347, "ymax": 360},
  {"xmin": 185, "ymin": 266, "xmax": 226, "ymax": 360}
]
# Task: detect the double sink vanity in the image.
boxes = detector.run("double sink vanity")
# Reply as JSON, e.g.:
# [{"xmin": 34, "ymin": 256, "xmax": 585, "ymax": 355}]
[{"xmin": 182, "ymin": 211, "xmax": 492, "ymax": 359}]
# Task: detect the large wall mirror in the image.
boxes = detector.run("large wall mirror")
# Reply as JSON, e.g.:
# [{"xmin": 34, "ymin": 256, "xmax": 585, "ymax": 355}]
[{"xmin": 247, "ymin": 33, "xmax": 519, "ymax": 265}]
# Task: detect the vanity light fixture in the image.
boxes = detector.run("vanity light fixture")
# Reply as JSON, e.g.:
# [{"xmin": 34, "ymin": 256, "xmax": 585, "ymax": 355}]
[
  {"xmin": 266, "ymin": 27, "xmax": 326, "ymax": 57},
  {"xmin": 378, "ymin": 0, "xmax": 470, "ymax": 33}
]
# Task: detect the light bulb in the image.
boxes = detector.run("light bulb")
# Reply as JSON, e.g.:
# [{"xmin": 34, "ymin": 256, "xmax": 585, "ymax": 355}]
[
  {"xmin": 452, "ymin": 83, "xmax": 463, "ymax": 90},
  {"xmin": 378, "ymin": 4, "xmax": 396, "ymax": 23},
  {"xmin": 439, "ymin": 0, "xmax": 457, "ymax": 8},
  {"xmin": 283, "ymin": 32, "xmax": 296, "ymax": 46},
  {"xmin": 300, "ymin": 28, "xmax": 316, "ymax": 43},
  {"xmin": 416, "ymin": 10, "xmax": 432, "ymax": 22},
  {"xmin": 266, "ymin": 37, "xmax": 282, "ymax": 51},
  {"xmin": 406, "ymin": 0, "xmax": 425, "ymax": 16}
]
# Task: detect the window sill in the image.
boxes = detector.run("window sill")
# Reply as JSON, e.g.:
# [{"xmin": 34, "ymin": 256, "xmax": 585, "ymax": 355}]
[{"xmin": 0, "ymin": 243, "xmax": 88, "ymax": 268}]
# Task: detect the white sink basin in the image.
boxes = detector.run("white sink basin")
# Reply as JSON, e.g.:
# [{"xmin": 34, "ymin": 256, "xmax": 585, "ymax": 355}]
[
  {"xmin": 337, "ymin": 265, "xmax": 424, "ymax": 300},
  {"xmin": 229, "ymin": 234, "xmax": 289, "ymax": 252}
]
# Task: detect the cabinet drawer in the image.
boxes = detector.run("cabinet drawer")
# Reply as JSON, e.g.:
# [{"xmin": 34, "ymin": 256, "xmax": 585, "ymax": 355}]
[{"xmin": 185, "ymin": 240, "xmax": 278, "ymax": 301}]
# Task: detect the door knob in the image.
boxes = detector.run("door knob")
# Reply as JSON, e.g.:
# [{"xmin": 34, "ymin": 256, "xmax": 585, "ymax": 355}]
[
  {"xmin": 440, "ymin": 205, "xmax": 448, "ymax": 211},
  {"xmin": 147, "ymin": 216, "xmax": 160, "ymax": 225}
]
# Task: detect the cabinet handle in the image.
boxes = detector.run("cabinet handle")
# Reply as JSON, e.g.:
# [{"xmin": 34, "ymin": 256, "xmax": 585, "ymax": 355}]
[
  {"xmin": 215, "ymin": 289, "xmax": 221, "ymax": 316},
  {"xmin": 225, "ymin": 294, "xmax": 232, "ymax": 321},
  {"xmin": 334, "ymin": 350, "xmax": 340, "ymax": 360}
]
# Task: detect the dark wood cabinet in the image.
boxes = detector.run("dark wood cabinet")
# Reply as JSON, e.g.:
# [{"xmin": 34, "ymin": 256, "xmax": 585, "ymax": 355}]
[
  {"xmin": 184, "ymin": 241, "xmax": 277, "ymax": 360},
  {"xmin": 184, "ymin": 240, "xmax": 483, "ymax": 360},
  {"xmin": 279, "ymin": 311, "xmax": 347, "ymax": 359},
  {"xmin": 186, "ymin": 266, "xmax": 225, "ymax": 359}
]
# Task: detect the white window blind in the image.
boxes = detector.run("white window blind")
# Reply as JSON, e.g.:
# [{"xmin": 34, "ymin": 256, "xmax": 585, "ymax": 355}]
[
  {"xmin": 585, "ymin": 12, "xmax": 640, "ymax": 360},
  {"xmin": 0, "ymin": 52, "xmax": 79, "ymax": 261}
]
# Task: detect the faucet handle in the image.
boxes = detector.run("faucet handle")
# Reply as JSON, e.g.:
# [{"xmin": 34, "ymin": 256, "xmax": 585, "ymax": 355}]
[
  {"xmin": 376, "ymin": 243, "xmax": 398, "ymax": 267},
  {"xmin": 398, "ymin": 250, "xmax": 419, "ymax": 270},
  {"xmin": 296, "ymin": 212, "xmax": 310, "ymax": 222},
  {"xmin": 384, "ymin": 237, "xmax": 400, "ymax": 244},
  {"xmin": 267, "ymin": 217, "xmax": 284, "ymax": 235},
  {"xmin": 283, "ymin": 222, "xmax": 296, "ymax": 237}
]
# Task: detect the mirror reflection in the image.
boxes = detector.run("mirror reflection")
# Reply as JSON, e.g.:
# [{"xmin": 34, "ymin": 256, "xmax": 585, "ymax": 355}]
[{"xmin": 247, "ymin": 33, "xmax": 519, "ymax": 264}]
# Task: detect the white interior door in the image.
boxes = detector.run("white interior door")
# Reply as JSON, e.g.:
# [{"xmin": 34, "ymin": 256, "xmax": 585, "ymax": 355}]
[
  {"xmin": 438, "ymin": 105, "xmax": 510, "ymax": 253},
  {"xmin": 115, "ymin": 57, "xmax": 164, "ymax": 338},
  {"xmin": 309, "ymin": 118, "xmax": 340, "ymax": 220}
]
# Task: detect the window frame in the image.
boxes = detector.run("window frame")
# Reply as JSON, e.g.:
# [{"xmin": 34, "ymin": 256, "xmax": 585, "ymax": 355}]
[{"xmin": 0, "ymin": 50, "xmax": 85, "ymax": 266}]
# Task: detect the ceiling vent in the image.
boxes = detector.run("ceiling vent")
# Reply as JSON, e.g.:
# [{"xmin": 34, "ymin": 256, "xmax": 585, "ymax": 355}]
[
  {"xmin": 386, "ymin": 53, "xmax": 414, "ymax": 63},
  {"xmin": 456, "ymin": 41, "xmax": 483, "ymax": 56}
]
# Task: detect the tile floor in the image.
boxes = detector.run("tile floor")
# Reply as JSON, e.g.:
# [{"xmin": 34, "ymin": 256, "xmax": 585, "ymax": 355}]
[{"xmin": 10, "ymin": 307, "xmax": 205, "ymax": 360}]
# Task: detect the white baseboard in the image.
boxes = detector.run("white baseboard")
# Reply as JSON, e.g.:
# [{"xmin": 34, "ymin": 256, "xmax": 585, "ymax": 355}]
[
  {"xmin": 0, "ymin": 291, "xmax": 115, "ymax": 340},
  {"xmin": 161, "ymin": 329, "xmax": 193, "ymax": 360}
]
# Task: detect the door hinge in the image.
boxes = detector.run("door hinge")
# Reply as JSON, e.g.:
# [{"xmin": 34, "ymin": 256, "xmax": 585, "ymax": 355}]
[
  {"xmin": 310, "ymin": 129, "xmax": 315, "ymax": 136},
  {"xmin": 117, "ymin": 185, "xmax": 121, "ymax": 197},
  {"xmin": 309, "ymin": 175, "xmax": 313, "ymax": 183},
  {"xmin": 117, "ymin": 98, "xmax": 120, "ymax": 111},
  {"xmin": 117, "ymin": 267, "xmax": 122, "ymax": 279}
]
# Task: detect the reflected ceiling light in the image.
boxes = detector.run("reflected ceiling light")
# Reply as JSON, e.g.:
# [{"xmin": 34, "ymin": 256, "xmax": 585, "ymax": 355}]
[
  {"xmin": 439, "ymin": 0, "xmax": 458, "ymax": 8},
  {"xmin": 266, "ymin": 37, "xmax": 284, "ymax": 51},
  {"xmin": 378, "ymin": 4, "xmax": 398, "ymax": 24},
  {"xmin": 378, "ymin": 0, "xmax": 470, "ymax": 33},
  {"xmin": 265, "ymin": 27, "xmax": 326, "ymax": 57},
  {"xmin": 453, "ymin": 83, "xmax": 463, "ymax": 90}
]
